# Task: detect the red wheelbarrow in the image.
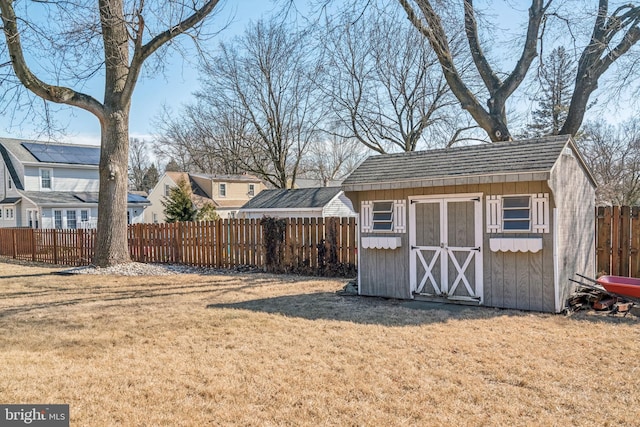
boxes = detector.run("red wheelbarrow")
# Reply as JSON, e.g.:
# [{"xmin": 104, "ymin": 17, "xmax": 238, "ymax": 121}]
[{"xmin": 570, "ymin": 273, "xmax": 640, "ymax": 304}]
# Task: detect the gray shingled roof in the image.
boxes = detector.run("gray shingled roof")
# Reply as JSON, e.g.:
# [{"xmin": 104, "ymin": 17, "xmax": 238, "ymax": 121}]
[
  {"xmin": 342, "ymin": 135, "xmax": 593, "ymax": 190},
  {"xmin": 20, "ymin": 191, "xmax": 149, "ymax": 206},
  {"xmin": 0, "ymin": 197, "xmax": 21, "ymax": 204},
  {"xmin": 241, "ymin": 187, "xmax": 342, "ymax": 210},
  {"xmin": 0, "ymin": 142, "xmax": 24, "ymax": 190}
]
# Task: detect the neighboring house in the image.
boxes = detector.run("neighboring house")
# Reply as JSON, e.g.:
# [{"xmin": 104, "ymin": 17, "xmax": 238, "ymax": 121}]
[
  {"xmin": 0, "ymin": 137, "xmax": 149, "ymax": 229},
  {"xmin": 342, "ymin": 135, "xmax": 596, "ymax": 313},
  {"xmin": 237, "ymin": 187, "xmax": 356, "ymax": 219},
  {"xmin": 145, "ymin": 172, "xmax": 266, "ymax": 222}
]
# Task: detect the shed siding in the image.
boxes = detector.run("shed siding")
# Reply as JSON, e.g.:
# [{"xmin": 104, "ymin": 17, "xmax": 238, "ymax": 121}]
[
  {"xmin": 347, "ymin": 182, "xmax": 557, "ymax": 310},
  {"xmin": 548, "ymin": 151, "xmax": 596, "ymax": 311}
]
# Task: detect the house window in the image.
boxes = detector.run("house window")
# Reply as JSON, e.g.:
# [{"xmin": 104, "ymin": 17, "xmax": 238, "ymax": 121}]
[
  {"xmin": 27, "ymin": 210, "xmax": 39, "ymax": 229},
  {"xmin": 248, "ymin": 184, "xmax": 255, "ymax": 197},
  {"xmin": 153, "ymin": 213, "xmax": 158, "ymax": 224},
  {"xmin": 219, "ymin": 183, "xmax": 227, "ymax": 197},
  {"xmin": 40, "ymin": 168, "xmax": 52, "ymax": 190},
  {"xmin": 80, "ymin": 210, "xmax": 89, "ymax": 222},
  {"xmin": 54, "ymin": 210, "xmax": 63, "ymax": 229},
  {"xmin": 7, "ymin": 176, "xmax": 12, "ymax": 189},
  {"xmin": 5, "ymin": 208, "xmax": 13, "ymax": 219},
  {"xmin": 0, "ymin": 208, "xmax": 2, "ymax": 219},
  {"xmin": 67, "ymin": 210, "xmax": 77, "ymax": 229},
  {"xmin": 165, "ymin": 184, "xmax": 171, "ymax": 196},
  {"xmin": 127, "ymin": 210, "xmax": 131, "ymax": 225}
]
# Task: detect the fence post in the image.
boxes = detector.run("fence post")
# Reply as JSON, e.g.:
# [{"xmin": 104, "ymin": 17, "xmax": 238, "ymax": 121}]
[
  {"xmin": 620, "ymin": 206, "xmax": 631, "ymax": 276},
  {"xmin": 31, "ymin": 229, "xmax": 36, "ymax": 262},
  {"xmin": 596, "ymin": 206, "xmax": 611, "ymax": 274},
  {"xmin": 77, "ymin": 228, "xmax": 84, "ymax": 265},
  {"xmin": 12, "ymin": 229, "xmax": 17, "ymax": 259},
  {"xmin": 52, "ymin": 229, "xmax": 58, "ymax": 264},
  {"xmin": 215, "ymin": 219, "xmax": 223, "ymax": 268}
]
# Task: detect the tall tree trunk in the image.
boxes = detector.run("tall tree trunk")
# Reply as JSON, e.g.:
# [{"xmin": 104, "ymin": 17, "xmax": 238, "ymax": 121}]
[{"xmin": 95, "ymin": 110, "xmax": 130, "ymax": 265}]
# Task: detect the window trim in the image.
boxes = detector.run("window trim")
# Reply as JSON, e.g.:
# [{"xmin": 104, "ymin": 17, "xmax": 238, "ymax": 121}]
[
  {"xmin": 39, "ymin": 168, "xmax": 53, "ymax": 190},
  {"xmin": 219, "ymin": 183, "xmax": 227, "ymax": 198}
]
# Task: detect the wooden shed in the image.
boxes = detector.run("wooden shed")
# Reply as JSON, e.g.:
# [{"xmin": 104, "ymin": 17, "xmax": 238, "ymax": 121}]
[{"xmin": 342, "ymin": 135, "xmax": 596, "ymax": 313}]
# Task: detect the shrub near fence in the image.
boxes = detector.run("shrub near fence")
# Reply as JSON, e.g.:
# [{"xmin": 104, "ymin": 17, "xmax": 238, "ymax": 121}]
[{"xmin": 0, "ymin": 217, "xmax": 357, "ymax": 277}]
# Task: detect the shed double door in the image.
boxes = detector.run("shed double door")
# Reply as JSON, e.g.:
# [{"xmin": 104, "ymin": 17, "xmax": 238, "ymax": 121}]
[{"xmin": 409, "ymin": 195, "xmax": 483, "ymax": 303}]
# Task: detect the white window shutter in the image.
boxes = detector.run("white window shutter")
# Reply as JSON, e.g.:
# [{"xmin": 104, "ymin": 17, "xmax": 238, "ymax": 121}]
[
  {"xmin": 532, "ymin": 193, "xmax": 550, "ymax": 233},
  {"xmin": 486, "ymin": 195, "xmax": 502, "ymax": 233},
  {"xmin": 361, "ymin": 201, "xmax": 372, "ymax": 233},
  {"xmin": 393, "ymin": 200, "xmax": 406, "ymax": 233}
]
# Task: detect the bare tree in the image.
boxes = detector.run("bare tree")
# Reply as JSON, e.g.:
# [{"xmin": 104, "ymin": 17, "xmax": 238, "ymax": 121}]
[
  {"xmin": 320, "ymin": 4, "xmax": 467, "ymax": 153},
  {"xmin": 0, "ymin": 0, "xmax": 222, "ymax": 266},
  {"xmin": 154, "ymin": 104, "xmax": 252, "ymax": 176},
  {"xmin": 196, "ymin": 19, "xmax": 321, "ymax": 188},
  {"xmin": 128, "ymin": 138, "xmax": 151, "ymax": 191},
  {"xmin": 398, "ymin": 0, "xmax": 640, "ymax": 141},
  {"xmin": 300, "ymin": 130, "xmax": 369, "ymax": 186},
  {"xmin": 578, "ymin": 119, "xmax": 640, "ymax": 205}
]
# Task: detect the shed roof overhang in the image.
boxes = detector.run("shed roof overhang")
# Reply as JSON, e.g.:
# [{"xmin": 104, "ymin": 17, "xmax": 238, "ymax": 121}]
[{"xmin": 342, "ymin": 171, "xmax": 551, "ymax": 192}]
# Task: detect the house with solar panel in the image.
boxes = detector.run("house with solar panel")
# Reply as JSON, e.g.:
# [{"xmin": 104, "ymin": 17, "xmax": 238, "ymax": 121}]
[{"xmin": 0, "ymin": 137, "xmax": 150, "ymax": 229}]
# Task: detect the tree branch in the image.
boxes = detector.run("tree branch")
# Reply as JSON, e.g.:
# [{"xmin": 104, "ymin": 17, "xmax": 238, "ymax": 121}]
[{"xmin": 0, "ymin": 0, "xmax": 105, "ymax": 121}]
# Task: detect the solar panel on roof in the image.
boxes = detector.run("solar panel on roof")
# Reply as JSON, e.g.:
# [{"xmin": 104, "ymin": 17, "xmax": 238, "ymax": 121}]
[{"xmin": 21, "ymin": 142, "xmax": 100, "ymax": 165}]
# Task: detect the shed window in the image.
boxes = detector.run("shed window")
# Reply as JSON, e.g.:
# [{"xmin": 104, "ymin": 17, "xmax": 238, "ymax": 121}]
[
  {"xmin": 372, "ymin": 202, "xmax": 394, "ymax": 231},
  {"xmin": 502, "ymin": 196, "xmax": 531, "ymax": 231},
  {"xmin": 487, "ymin": 193, "xmax": 549, "ymax": 233},
  {"xmin": 361, "ymin": 200, "xmax": 406, "ymax": 233}
]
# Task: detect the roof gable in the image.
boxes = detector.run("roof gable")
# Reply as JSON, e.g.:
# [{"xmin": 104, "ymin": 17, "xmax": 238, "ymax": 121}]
[
  {"xmin": 342, "ymin": 135, "xmax": 594, "ymax": 190},
  {"xmin": 241, "ymin": 187, "xmax": 342, "ymax": 210}
]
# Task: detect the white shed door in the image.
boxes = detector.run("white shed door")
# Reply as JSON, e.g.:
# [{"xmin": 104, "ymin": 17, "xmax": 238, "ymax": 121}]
[{"xmin": 409, "ymin": 195, "xmax": 483, "ymax": 303}]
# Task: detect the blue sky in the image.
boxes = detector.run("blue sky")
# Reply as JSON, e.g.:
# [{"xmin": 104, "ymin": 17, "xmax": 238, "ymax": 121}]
[{"xmin": 0, "ymin": 1, "xmax": 288, "ymax": 145}]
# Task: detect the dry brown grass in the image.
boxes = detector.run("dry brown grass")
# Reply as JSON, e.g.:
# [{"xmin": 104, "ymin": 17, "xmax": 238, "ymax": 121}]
[{"xmin": 0, "ymin": 260, "xmax": 639, "ymax": 426}]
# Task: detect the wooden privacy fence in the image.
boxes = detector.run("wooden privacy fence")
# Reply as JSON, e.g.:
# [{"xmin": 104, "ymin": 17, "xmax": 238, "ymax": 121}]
[
  {"xmin": 0, "ymin": 217, "xmax": 357, "ymax": 277},
  {"xmin": 596, "ymin": 206, "xmax": 640, "ymax": 277}
]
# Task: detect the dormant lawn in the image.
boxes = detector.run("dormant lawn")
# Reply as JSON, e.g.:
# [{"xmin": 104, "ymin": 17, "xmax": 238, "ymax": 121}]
[{"xmin": 0, "ymin": 260, "xmax": 638, "ymax": 426}]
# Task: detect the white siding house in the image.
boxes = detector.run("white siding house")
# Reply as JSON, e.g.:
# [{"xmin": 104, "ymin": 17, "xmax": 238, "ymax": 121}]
[
  {"xmin": 0, "ymin": 137, "xmax": 149, "ymax": 229},
  {"xmin": 237, "ymin": 187, "xmax": 356, "ymax": 219}
]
